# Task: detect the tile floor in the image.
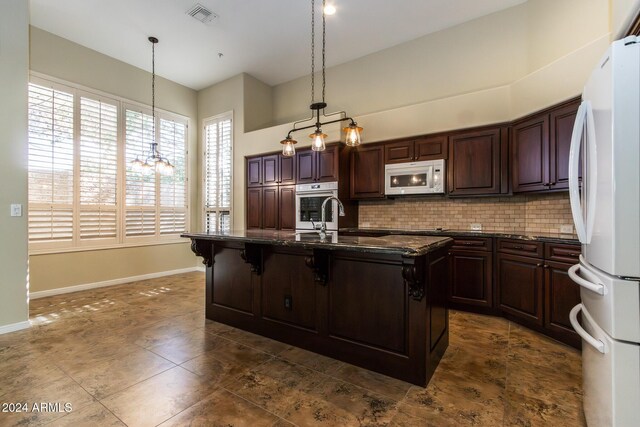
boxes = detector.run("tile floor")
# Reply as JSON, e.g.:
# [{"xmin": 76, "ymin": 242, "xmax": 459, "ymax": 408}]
[{"xmin": 0, "ymin": 272, "xmax": 585, "ymax": 426}]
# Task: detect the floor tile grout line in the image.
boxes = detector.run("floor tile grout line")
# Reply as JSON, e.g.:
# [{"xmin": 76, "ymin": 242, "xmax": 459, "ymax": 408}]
[
  {"xmin": 220, "ymin": 385, "xmax": 302, "ymax": 427},
  {"xmin": 94, "ymin": 364, "xmax": 177, "ymax": 402}
]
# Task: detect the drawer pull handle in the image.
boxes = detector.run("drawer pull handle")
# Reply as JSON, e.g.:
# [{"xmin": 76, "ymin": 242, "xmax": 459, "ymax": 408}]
[
  {"xmin": 513, "ymin": 245, "xmax": 524, "ymax": 249},
  {"xmin": 568, "ymin": 253, "xmax": 580, "ymax": 257},
  {"xmin": 462, "ymin": 242, "xmax": 482, "ymax": 246}
]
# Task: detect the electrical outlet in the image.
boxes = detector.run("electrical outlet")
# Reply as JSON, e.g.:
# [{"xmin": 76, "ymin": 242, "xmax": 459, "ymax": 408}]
[
  {"xmin": 470, "ymin": 223, "xmax": 482, "ymax": 231},
  {"xmin": 284, "ymin": 295, "xmax": 293, "ymax": 311},
  {"xmin": 560, "ymin": 224, "xmax": 574, "ymax": 234},
  {"xmin": 10, "ymin": 204, "xmax": 22, "ymax": 217}
]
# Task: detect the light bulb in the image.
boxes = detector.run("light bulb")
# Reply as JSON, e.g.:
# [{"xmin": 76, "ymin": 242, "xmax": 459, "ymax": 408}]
[
  {"xmin": 324, "ymin": 4, "xmax": 336, "ymax": 15},
  {"xmin": 141, "ymin": 162, "xmax": 153, "ymax": 175},
  {"xmin": 310, "ymin": 129, "xmax": 326, "ymax": 152},
  {"xmin": 131, "ymin": 157, "xmax": 144, "ymax": 172},
  {"xmin": 343, "ymin": 123, "xmax": 363, "ymax": 147},
  {"xmin": 280, "ymin": 137, "xmax": 297, "ymax": 157}
]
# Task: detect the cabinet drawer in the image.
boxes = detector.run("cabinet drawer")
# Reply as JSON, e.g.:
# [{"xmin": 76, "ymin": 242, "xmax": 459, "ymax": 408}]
[
  {"xmin": 451, "ymin": 237, "xmax": 492, "ymax": 252},
  {"xmin": 545, "ymin": 243, "xmax": 580, "ymax": 264},
  {"xmin": 497, "ymin": 239, "xmax": 543, "ymax": 258}
]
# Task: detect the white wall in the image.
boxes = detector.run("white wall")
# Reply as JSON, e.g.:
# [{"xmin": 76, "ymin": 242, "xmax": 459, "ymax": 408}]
[{"xmin": 0, "ymin": 0, "xmax": 29, "ymax": 332}]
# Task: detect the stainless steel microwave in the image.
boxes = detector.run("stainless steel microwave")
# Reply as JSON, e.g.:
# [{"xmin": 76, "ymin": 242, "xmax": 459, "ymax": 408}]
[{"xmin": 384, "ymin": 159, "xmax": 445, "ymax": 195}]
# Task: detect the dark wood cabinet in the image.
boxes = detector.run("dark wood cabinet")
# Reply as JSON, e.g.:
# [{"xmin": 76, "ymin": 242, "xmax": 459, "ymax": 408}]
[
  {"xmin": 246, "ymin": 157, "xmax": 262, "ymax": 187},
  {"xmin": 350, "ymin": 144, "xmax": 385, "ymax": 199},
  {"xmin": 545, "ymin": 260, "xmax": 581, "ymax": 347},
  {"xmin": 278, "ymin": 185, "xmax": 296, "ymax": 230},
  {"xmin": 512, "ymin": 98, "xmax": 580, "ymax": 193},
  {"xmin": 448, "ymin": 237, "xmax": 493, "ymax": 311},
  {"xmin": 449, "ymin": 250, "xmax": 493, "ymax": 309},
  {"xmin": 385, "ymin": 136, "xmax": 447, "ymax": 164},
  {"xmin": 246, "ymin": 187, "xmax": 262, "ymax": 229},
  {"xmin": 296, "ymin": 146, "xmax": 339, "ymax": 183},
  {"xmin": 246, "ymin": 154, "xmax": 297, "ymax": 230},
  {"xmin": 497, "ymin": 252, "xmax": 545, "ymax": 326},
  {"xmin": 447, "ymin": 127, "xmax": 507, "ymax": 196},
  {"xmin": 550, "ymin": 100, "xmax": 581, "ymax": 190},
  {"xmin": 262, "ymin": 187, "xmax": 279, "ymax": 230}
]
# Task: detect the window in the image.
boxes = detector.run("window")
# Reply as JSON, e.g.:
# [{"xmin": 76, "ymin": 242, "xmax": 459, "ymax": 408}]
[
  {"xmin": 203, "ymin": 113, "xmax": 232, "ymax": 233},
  {"xmin": 27, "ymin": 75, "xmax": 189, "ymax": 252}
]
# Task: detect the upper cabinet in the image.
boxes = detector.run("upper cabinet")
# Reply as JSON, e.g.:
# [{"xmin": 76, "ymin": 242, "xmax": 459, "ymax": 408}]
[
  {"xmin": 350, "ymin": 144, "xmax": 385, "ymax": 199},
  {"xmin": 447, "ymin": 126, "xmax": 508, "ymax": 196},
  {"xmin": 296, "ymin": 145, "xmax": 340, "ymax": 183},
  {"xmin": 246, "ymin": 154, "xmax": 297, "ymax": 187},
  {"xmin": 512, "ymin": 98, "xmax": 581, "ymax": 193},
  {"xmin": 384, "ymin": 136, "xmax": 447, "ymax": 164}
]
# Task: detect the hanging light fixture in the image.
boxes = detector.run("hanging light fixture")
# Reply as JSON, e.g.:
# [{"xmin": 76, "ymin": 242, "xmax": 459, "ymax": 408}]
[
  {"xmin": 131, "ymin": 36, "xmax": 174, "ymax": 176},
  {"xmin": 280, "ymin": 0, "xmax": 363, "ymax": 157}
]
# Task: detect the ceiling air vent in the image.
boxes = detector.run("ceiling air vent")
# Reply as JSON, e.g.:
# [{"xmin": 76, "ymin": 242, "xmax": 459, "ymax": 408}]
[{"xmin": 186, "ymin": 3, "xmax": 218, "ymax": 24}]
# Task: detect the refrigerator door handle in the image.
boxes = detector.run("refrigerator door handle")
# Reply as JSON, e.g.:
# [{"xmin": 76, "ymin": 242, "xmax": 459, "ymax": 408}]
[
  {"xmin": 584, "ymin": 100, "xmax": 597, "ymax": 243},
  {"xmin": 570, "ymin": 303, "xmax": 605, "ymax": 353},
  {"xmin": 568, "ymin": 260, "xmax": 606, "ymax": 295},
  {"xmin": 569, "ymin": 101, "xmax": 588, "ymax": 243}
]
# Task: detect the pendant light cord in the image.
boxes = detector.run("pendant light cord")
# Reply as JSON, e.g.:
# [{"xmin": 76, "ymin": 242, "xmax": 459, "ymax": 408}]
[
  {"xmin": 311, "ymin": 0, "xmax": 315, "ymax": 105},
  {"xmin": 152, "ymin": 40, "xmax": 156, "ymax": 123},
  {"xmin": 322, "ymin": 0, "xmax": 326, "ymax": 105}
]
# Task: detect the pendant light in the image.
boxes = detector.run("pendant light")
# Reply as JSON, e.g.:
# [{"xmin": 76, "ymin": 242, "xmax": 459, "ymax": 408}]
[
  {"xmin": 131, "ymin": 36, "xmax": 174, "ymax": 176},
  {"xmin": 280, "ymin": 0, "xmax": 363, "ymax": 157}
]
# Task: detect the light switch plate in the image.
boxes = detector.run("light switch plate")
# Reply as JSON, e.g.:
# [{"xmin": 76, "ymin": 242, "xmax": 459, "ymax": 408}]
[
  {"xmin": 560, "ymin": 224, "xmax": 574, "ymax": 234},
  {"xmin": 10, "ymin": 204, "xmax": 22, "ymax": 217},
  {"xmin": 470, "ymin": 223, "xmax": 482, "ymax": 231}
]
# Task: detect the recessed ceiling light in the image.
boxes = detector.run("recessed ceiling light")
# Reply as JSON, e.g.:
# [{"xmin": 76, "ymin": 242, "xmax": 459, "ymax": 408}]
[{"xmin": 324, "ymin": 4, "xmax": 336, "ymax": 15}]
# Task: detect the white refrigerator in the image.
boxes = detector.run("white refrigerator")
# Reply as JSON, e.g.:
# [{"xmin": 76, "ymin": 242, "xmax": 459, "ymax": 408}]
[{"xmin": 568, "ymin": 36, "xmax": 640, "ymax": 427}]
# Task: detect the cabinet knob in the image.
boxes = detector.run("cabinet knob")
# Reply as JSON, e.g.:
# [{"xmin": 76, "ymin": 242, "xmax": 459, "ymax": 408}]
[
  {"xmin": 536, "ymin": 263, "xmax": 543, "ymax": 267},
  {"xmin": 543, "ymin": 264, "xmax": 549, "ymax": 268},
  {"xmin": 569, "ymin": 253, "xmax": 579, "ymax": 257}
]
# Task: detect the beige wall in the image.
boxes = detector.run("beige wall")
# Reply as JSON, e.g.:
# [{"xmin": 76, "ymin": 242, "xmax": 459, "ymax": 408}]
[
  {"xmin": 28, "ymin": 28, "xmax": 200, "ymax": 294},
  {"xmin": 29, "ymin": 243, "xmax": 197, "ymax": 292},
  {"xmin": 611, "ymin": 0, "xmax": 640, "ymax": 37},
  {"xmin": 243, "ymin": 74, "xmax": 273, "ymax": 132},
  {"xmin": 0, "ymin": 0, "xmax": 29, "ymax": 330},
  {"xmin": 211, "ymin": 0, "xmax": 614, "ymax": 229}
]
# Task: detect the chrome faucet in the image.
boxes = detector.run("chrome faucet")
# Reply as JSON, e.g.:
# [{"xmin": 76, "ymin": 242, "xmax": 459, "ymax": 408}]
[{"xmin": 315, "ymin": 196, "xmax": 345, "ymax": 239}]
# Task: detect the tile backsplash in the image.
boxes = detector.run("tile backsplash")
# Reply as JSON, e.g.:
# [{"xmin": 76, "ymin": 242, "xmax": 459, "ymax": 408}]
[{"xmin": 358, "ymin": 192, "xmax": 575, "ymax": 236}]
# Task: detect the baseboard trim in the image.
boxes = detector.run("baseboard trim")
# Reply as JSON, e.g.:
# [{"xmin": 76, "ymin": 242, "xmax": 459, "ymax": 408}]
[
  {"xmin": 29, "ymin": 267, "xmax": 204, "ymax": 300},
  {"xmin": 0, "ymin": 320, "xmax": 31, "ymax": 335}
]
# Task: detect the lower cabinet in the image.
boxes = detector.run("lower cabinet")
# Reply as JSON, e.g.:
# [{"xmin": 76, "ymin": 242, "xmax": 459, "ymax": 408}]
[
  {"xmin": 448, "ymin": 237, "xmax": 493, "ymax": 311},
  {"xmin": 496, "ymin": 252, "xmax": 545, "ymax": 326},
  {"xmin": 496, "ymin": 239, "xmax": 581, "ymax": 347},
  {"xmin": 246, "ymin": 185, "xmax": 295, "ymax": 230}
]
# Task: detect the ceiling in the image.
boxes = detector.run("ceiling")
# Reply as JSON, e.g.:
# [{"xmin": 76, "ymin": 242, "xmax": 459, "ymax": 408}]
[{"xmin": 30, "ymin": 0, "xmax": 527, "ymax": 91}]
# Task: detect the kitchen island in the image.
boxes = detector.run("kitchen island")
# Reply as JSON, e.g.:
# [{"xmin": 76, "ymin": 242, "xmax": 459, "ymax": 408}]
[{"xmin": 184, "ymin": 230, "xmax": 452, "ymax": 386}]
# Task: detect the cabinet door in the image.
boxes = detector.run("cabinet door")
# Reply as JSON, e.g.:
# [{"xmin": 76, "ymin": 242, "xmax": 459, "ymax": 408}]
[
  {"xmin": 246, "ymin": 187, "xmax": 262, "ymax": 229},
  {"xmin": 350, "ymin": 145, "xmax": 385, "ymax": 199},
  {"xmin": 296, "ymin": 150, "xmax": 315, "ymax": 183},
  {"xmin": 316, "ymin": 145, "xmax": 339, "ymax": 182},
  {"xmin": 278, "ymin": 185, "xmax": 296, "ymax": 230},
  {"xmin": 262, "ymin": 187, "xmax": 279, "ymax": 230},
  {"xmin": 262, "ymin": 154, "xmax": 279, "ymax": 186},
  {"xmin": 497, "ymin": 253, "xmax": 544, "ymax": 325},
  {"xmin": 246, "ymin": 157, "xmax": 263, "ymax": 187},
  {"xmin": 512, "ymin": 115, "xmax": 550, "ymax": 193},
  {"xmin": 279, "ymin": 155, "xmax": 296, "ymax": 185},
  {"xmin": 384, "ymin": 140, "xmax": 414, "ymax": 164},
  {"xmin": 545, "ymin": 260, "xmax": 581, "ymax": 347},
  {"xmin": 449, "ymin": 250, "xmax": 493, "ymax": 308},
  {"xmin": 550, "ymin": 100, "xmax": 581, "ymax": 190},
  {"xmin": 448, "ymin": 127, "xmax": 502, "ymax": 196},
  {"xmin": 415, "ymin": 136, "xmax": 447, "ymax": 161}
]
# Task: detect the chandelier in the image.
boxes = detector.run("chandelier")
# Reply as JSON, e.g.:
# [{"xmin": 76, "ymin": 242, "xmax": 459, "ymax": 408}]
[
  {"xmin": 280, "ymin": 0, "xmax": 363, "ymax": 157},
  {"xmin": 131, "ymin": 36, "xmax": 174, "ymax": 175}
]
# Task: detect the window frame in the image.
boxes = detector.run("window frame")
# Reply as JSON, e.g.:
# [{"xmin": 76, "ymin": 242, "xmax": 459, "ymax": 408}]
[
  {"xmin": 28, "ymin": 72, "xmax": 190, "ymax": 255},
  {"xmin": 202, "ymin": 112, "xmax": 234, "ymax": 233}
]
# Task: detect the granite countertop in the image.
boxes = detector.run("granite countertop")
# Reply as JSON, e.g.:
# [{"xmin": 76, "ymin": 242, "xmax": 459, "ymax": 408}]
[
  {"xmin": 338, "ymin": 228, "xmax": 579, "ymax": 244},
  {"xmin": 182, "ymin": 230, "xmax": 453, "ymax": 257}
]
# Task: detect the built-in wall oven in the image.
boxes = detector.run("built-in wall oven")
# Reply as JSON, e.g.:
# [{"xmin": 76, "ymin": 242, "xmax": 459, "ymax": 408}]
[{"xmin": 295, "ymin": 181, "xmax": 339, "ymax": 231}]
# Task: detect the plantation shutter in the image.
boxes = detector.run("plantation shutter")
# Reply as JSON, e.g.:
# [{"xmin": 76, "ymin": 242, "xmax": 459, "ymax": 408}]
[
  {"xmin": 27, "ymin": 83, "xmax": 74, "ymax": 244},
  {"xmin": 159, "ymin": 118, "xmax": 187, "ymax": 235},
  {"xmin": 79, "ymin": 96, "xmax": 118, "ymax": 241},
  {"xmin": 204, "ymin": 115, "xmax": 232, "ymax": 233},
  {"xmin": 124, "ymin": 108, "xmax": 156, "ymax": 237}
]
